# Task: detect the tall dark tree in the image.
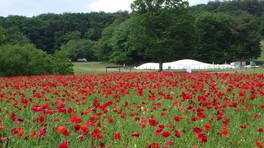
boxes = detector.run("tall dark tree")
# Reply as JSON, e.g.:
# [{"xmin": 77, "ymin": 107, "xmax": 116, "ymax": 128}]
[
  {"xmin": 194, "ymin": 12, "xmax": 231, "ymax": 63},
  {"xmin": 258, "ymin": 16, "xmax": 264, "ymax": 36},
  {"xmin": 228, "ymin": 11, "xmax": 261, "ymax": 61},
  {"xmin": 130, "ymin": 0, "xmax": 195, "ymax": 71},
  {"xmin": 61, "ymin": 39, "xmax": 96, "ymax": 61},
  {"xmin": 95, "ymin": 11, "xmax": 136, "ymax": 64}
]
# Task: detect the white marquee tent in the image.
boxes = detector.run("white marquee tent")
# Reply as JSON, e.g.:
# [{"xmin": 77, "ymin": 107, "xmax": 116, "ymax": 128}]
[{"xmin": 135, "ymin": 59, "xmax": 236, "ymax": 70}]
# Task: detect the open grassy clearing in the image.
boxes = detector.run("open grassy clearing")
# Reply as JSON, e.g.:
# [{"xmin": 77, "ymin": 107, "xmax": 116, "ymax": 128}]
[
  {"xmin": 73, "ymin": 62, "xmax": 140, "ymax": 74},
  {"xmin": 73, "ymin": 62, "xmax": 264, "ymax": 74}
]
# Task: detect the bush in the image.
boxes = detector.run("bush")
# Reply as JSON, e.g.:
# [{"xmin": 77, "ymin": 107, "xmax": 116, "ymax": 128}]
[
  {"xmin": 0, "ymin": 44, "xmax": 73, "ymax": 77},
  {"xmin": 52, "ymin": 48, "xmax": 74, "ymax": 75}
]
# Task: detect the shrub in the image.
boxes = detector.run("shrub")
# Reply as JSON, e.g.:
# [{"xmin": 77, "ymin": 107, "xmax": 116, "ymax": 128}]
[{"xmin": 0, "ymin": 44, "xmax": 73, "ymax": 77}]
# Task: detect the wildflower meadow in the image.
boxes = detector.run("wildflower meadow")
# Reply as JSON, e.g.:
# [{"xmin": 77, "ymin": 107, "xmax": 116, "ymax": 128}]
[{"xmin": 0, "ymin": 72, "xmax": 263, "ymax": 148}]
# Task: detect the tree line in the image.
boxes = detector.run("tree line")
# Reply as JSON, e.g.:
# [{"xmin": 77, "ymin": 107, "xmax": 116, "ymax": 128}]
[{"xmin": 0, "ymin": 0, "xmax": 263, "ymax": 74}]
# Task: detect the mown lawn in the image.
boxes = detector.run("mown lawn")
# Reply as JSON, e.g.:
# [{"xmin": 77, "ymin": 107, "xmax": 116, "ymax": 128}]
[
  {"xmin": 73, "ymin": 62, "xmax": 153, "ymax": 74},
  {"xmin": 73, "ymin": 62, "xmax": 264, "ymax": 74}
]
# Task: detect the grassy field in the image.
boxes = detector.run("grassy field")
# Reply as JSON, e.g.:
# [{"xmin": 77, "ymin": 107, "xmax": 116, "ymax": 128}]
[
  {"xmin": 73, "ymin": 62, "xmax": 138, "ymax": 74},
  {"xmin": 73, "ymin": 62, "xmax": 264, "ymax": 74}
]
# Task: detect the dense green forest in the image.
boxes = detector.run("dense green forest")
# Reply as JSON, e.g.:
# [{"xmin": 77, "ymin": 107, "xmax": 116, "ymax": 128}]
[{"xmin": 0, "ymin": 0, "xmax": 263, "ymax": 74}]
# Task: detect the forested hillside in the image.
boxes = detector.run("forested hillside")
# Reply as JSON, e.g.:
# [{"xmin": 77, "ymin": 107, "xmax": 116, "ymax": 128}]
[{"xmin": 0, "ymin": 0, "xmax": 263, "ymax": 74}]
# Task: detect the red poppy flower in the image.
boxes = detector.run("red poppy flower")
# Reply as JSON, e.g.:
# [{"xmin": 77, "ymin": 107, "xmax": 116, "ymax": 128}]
[
  {"xmin": 17, "ymin": 127, "xmax": 24, "ymax": 137},
  {"xmin": 99, "ymin": 142, "xmax": 105, "ymax": 148},
  {"xmin": 92, "ymin": 128, "xmax": 103, "ymax": 140},
  {"xmin": 131, "ymin": 132, "xmax": 141, "ymax": 137},
  {"xmin": 114, "ymin": 132, "xmax": 121, "ymax": 140},
  {"xmin": 257, "ymin": 128, "xmax": 263, "ymax": 132},
  {"xmin": 0, "ymin": 126, "xmax": 5, "ymax": 130},
  {"xmin": 166, "ymin": 140, "xmax": 174, "ymax": 145},
  {"xmin": 253, "ymin": 114, "xmax": 260, "ymax": 118},
  {"xmin": 161, "ymin": 131, "xmax": 171, "ymax": 137},
  {"xmin": 193, "ymin": 127, "xmax": 203, "ymax": 135},
  {"xmin": 139, "ymin": 123, "xmax": 146, "ymax": 128},
  {"xmin": 86, "ymin": 121, "xmax": 95, "ymax": 126},
  {"xmin": 35, "ymin": 115, "xmax": 45, "ymax": 123},
  {"xmin": 204, "ymin": 124, "xmax": 211, "ymax": 131},
  {"xmin": 255, "ymin": 141, "xmax": 262, "ymax": 148},
  {"xmin": 149, "ymin": 119, "xmax": 158, "ymax": 126},
  {"xmin": 174, "ymin": 130, "xmax": 181, "ymax": 138},
  {"xmin": 174, "ymin": 116, "xmax": 181, "ymax": 122},
  {"xmin": 56, "ymin": 126, "xmax": 70, "ymax": 136},
  {"xmin": 197, "ymin": 112, "xmax": 206, "ymax": 118},
  {"xmin": 198, "ymin": 133, "xmax": 207, "ymax": 143},
  {"xmin": 158, "ymin": 124, "xmax": 165, "ymax": 129},
  {"xmin": 58, "ymin": 140, "xmax": 69, "ymax": 148},
  {"xmin": 222, "ymin": 118, "xmax": 230, "ymax": 126},
  {"xmin": 73, "ymin": 125, "xmax": 81, "ymax": 132},
  {"xmin": 37, "ymin": 128, "xmax": 46, "ymax": 137},
  {"xmin": 0, "ymin": 137, "xmax": 7, "ymax": 142},
  {"xmin": 240, "ymin": 124, "xmax": 247, "ymax": 129},
  {"xmin": 147, "ymin": 142, "xmax": 159, "ymax": 148},
  {"xmin": 80, "ymin": 125, "xmax": 88, "ymax": 131},
  {"xmin": 10, "ymin": 112, "xmax": 16, "ymax": 121},
  {"xmin": 70, "ymin": 115, "xmax": 82, "ymax": 123},
  {"xmin": 190, "ymin": 116, "xmax": 198, "ymax": 122},
  {"xmin": 218, "ymin": 129, "xmax": 229, "ymax": 136},
  {"xmin": 67, "ymin": 108, "xmax": 75, "ymax": 114},
  {"xmin": 108, "ymin": 118, "xmax": 114, "ymax": 124}
]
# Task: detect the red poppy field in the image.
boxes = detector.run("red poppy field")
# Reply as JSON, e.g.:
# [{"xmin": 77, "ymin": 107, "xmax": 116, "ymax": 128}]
[{"xmin": 0, "ymin": 72, "xmax": 263, "ymax": 148}]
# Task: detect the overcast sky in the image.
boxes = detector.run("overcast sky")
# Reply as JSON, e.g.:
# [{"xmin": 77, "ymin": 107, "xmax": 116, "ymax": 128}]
[{"xmin": 0, "ymin": 0, "xmax": 210, "ymax": 17}]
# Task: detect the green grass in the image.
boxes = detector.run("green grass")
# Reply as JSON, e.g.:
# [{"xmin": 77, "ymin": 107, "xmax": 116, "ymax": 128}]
[
  {"xmin": 73, "ymin": 62, "xmax": 140, "ymax": 74},
  {"xmin": 73, "ymin": 62, "xmax": 109, "ymax": 74},
  {"xmin": 73, "ymin": 62, "xmax": 264, "ymax": 74}
]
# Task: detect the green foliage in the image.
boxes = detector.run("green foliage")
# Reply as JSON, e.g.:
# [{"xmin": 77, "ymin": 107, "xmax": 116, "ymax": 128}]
[
  {"xmin": 108, "ymin": 21, "xmax": 130, "ymax": 64},
  {"xmin": 61, "ymin": 39, "xmax": 96, "ymax": 61},
  {"xmin": 0, "ymin": 1, "xmax": 263, "ymax": 67},
  {"xmin": 0, "ymin": 44, "xmax": 73, "ymax": 77},
  {"xmin": 53, "ymin": 49, "xmax": 74, "ymax": 75},
  {"xmin": 228, "ymin": 11, "xmax": 261, "ymax": 61},
  {"xmin": 130, "ymin": 0, "xmax": 195, "ymax": 71},
  {"xmin": 0, "ymin": 26, "xmax": 30, "ymax": 45},
  {"xmin": 217, "ymin": 0, "xmax": 264, "ymax": 16},
  {"xmin": 94, "ymin": 12, "xmax": 134, "ymax": 64},
  {"xmin": 194, "ymin": 12, "xmax": 231, "ymax": 63},
  {"xmin": 0, "ymin": 26, "xmax": 6, "ymax": 44},
  {"xmin": 54, "ymin": 31, "xmax": 81, "ymax": 50},
  {"xmin": 0, "ymin": 13, "xmax": 119, "ymax": 54},
  {"xmin": 257, "ymin": 16, "xmax": 264, "ymax": 36},
  {"xmin": 194, "ymin": 10, "xmax": 261, "ymax": 63},
  {"xmin": 0, "ymin": 44, "xmax": 51, "ymax": 76}
]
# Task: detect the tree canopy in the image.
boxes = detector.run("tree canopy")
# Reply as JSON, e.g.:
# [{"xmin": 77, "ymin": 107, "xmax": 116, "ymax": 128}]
[
  {"xmin": 0, "ymin": 0, "xmax": 263, "ymax": 74},
  {"xmin": 129, "ymin": 0, "xmax": 195, "ymax": 71}
]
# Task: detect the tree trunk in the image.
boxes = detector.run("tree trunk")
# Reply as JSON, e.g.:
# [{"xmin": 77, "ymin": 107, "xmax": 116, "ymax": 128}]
[{"xmin": 158, "ymin": 60, "xmax": 163, "ymax": 72}]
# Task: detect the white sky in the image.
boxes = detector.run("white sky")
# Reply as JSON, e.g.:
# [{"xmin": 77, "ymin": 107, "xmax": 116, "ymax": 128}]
[{"xmin": 0, "ymin": 0, "xmax": 209, "ymax": 17}]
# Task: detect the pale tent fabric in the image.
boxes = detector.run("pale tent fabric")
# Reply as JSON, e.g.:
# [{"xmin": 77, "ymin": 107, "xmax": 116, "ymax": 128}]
[
  {"xmin": 135, "ymin": 63, "xmax": 159, "ymax": 70},
  {"xmin": 136, "ymin": 59, "xmax": 235, "ymax": 70}
]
